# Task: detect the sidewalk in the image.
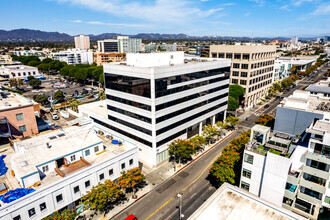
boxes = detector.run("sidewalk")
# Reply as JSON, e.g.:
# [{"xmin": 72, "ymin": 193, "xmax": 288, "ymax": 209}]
[{"xmin": 82, "ymin": 130, "xmax": 235, "ymax": 220}]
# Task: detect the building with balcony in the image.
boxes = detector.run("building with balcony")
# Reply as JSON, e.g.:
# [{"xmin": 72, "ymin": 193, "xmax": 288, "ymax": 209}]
[
  {"xmin": 0, "ymin": 125, "xmax": 138, "ymax": 220},
  {"xmin": 0, "ymin": 55, "xmax": 12, "ymax": 65},
  {"xmin": 0, "ymin": 91, "xmax": 39, "ymax": 144},
  {"xmin": 0, "ymin": 65, "xmax": 40, "ymax": 79},
  {"xmin": 240, "ymin": 116, "xmax": 330, "ymax": 220},
  {"xmin": 81, "ymin": 52, "xmax": 230, "ymax": 167},
  {"xmin": 210, "ymin": 44, "xmax": 276, "ymax": 109},
  {"xmin": 74, "ymin": 34, "xmax": 90, "ymax": 50},
  {"xmin": 51, "ymin": 49, "xmax": 93, "ymax": 65},
  {"xmin": 93, "ymin": 52, "xmax": 125, "ymax": 66}
]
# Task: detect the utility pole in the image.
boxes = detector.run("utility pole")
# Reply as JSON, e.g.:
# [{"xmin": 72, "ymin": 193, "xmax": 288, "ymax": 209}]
[{"xmin": 177, "ymin": 193, "xmax": 184, "ymax": 220}]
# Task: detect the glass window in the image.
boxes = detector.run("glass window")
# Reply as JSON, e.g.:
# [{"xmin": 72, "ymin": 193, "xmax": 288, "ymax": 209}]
[
  {"xmin": 106, "ymin": 95, "xmax": 151, "ymax": 111},
  {"xmin": 121, "ymin": 163, "xmax": 126, "ymax": 170},
  {"xmin": 226, "ymin": 53, "xmax": 232, "ymax": 59},
  {"xmin": 104, "ymin": 73, "xmax": 151, "ymax": 98},
  {"xmin": 56, "ymin": 194, "xmax": 63, "ymax": 203},
  {"xmin": 243, "ymin": 169, "xmax": 252, "ymax": 179},
  {"xmin": 73, "ymin": 186, "xmax": 80, "ymax": 194},
  {"xmin": 40, "ymin": 202, "xmax": 47, "ymax": 211},
  {"xmin": 16, "ymin": 113, "xmax": 24, "ymax": 121},
  {"xmin": 232, "ymin": 71, "xmax": 239, "ymax": 76},
  {"xmin": 94, "ymin": 146, "xmax": 99, "ymax": 153},
  {"xmin": 108, "ymin": 114, "xmax": 152, "ymax": 136},
  {"xmin": 129, "ymin": 159, "xmax": 133, "ymax": 165},
  {"xmin": 107, "ymin": 105, "xmax": 151, "ymax": 123},
  {"xmin": 240, "ymin": 80, "xmax": 247, "ymax": 85},
  {"xmin": 19, "ymin": 125, "xmax": 27, "ymax": 133},
  {"xmin": 42, "ymin": 165, "xmax": 49, "ymax": 173},
  {"xmin": 85, "ymin": 180, "xmax": 91, "ymax": 188},
  {"xmin": 13, "ymin": 215, "xmax": 21, "ymax": 220},
  {"xmin": 70, "ymin": 155, "xmax": 76, "ymax": 161},
  {"xmin": 109, "ymin": 169, "xmax": 114, "ymax": 176},
  {"xmin": 241, "ymin": 64, "xmax": 249, "ymax": 69},
  {"xmin": 242, "ymin": 54, "xmax": 250, "ymax": 60},
  {"xmin": 211, "ymin": 53, "xmax": 217, "ymax": 58},
  {"xmin": 28, "ymin": 208, "xmax": 36, "ymax": 217},
  {"xmin": 219, "ymin": 53, "xmax": 225, "ymax": 58},
  {"xmin": 241, "ymin": 181, "xmax": 250, "ymax": 191},
  {"xmin": 244, "ymin": 154, "xmax": 254, "ymax": 164},
  {"xmin": 234, "ymin": 53, "xmax": 241, "ymax": 59},
  {"xmin": 233, "ymin": 63, "xmax": 240, "ymax": 69},
  {"xmin": 232, "ymin": 79, "xmax": 239, "ymax": 84},
  {"xmin": 85, "ymin": 149, "xmax": 90, "ymax": 156},
  {"xmin": 241, "ymin": 72, "xmax": 248, "ymax": 77},
  {"xmin": 99, "ymin": 173, "xmax": 104, "ymax": 181}
]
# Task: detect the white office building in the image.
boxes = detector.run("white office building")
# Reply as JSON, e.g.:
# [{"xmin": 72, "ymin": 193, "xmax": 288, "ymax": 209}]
[
  {"xmin": 51, "ymin": 49, "xmax": 93, "ymax": 65},
  {"xmin": 117, "ymin": 36, "xmax": 142, "ymax": 53},
  {"xmin": 74, "ymin": 35, "xmax": 90, "ymax": 50},
  {"xmin": 0, "ymin": 65, "xmax": 40, "ymax": 79},
  {"xmin": 88, "ymin": 52, "xmax": 230, "ymax": 167},
  {"xmin": 291, "ymin": 36, "xmax": 299, "ymax": 46},
  {"xmin": 97, "ymin": 39, "xmax": 119, "ymax": 53},
  {"xmin": 0, "ymin": 125, "xmax": 138, "ymax": 220}
]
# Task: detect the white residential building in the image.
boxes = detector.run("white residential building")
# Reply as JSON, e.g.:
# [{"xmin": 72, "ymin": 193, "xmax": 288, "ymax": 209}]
[
  {"xmin": 0, "ymin": 125, "xmax": 138, "ymax": 220},
  {"xmin": 51, "ymin": 49, "xmax": 93, "ymax": 65},
  {"xmin": 74, "ymin": 35, "xmax": 90, "ymax": 50},
  {"xmin": 240, "ymin": 117, "xmax": 330, "ymax": 220},
  {"xmin": 291, "ymin": 36, "xmax": 299, "ymax": 46},
  {"xmin": 82, "ymin": 52, "xmax": 230, "ymax": 167},
  {"xmin": 0, "ymin": 65, "xmax": 40, "ymax": 79}
]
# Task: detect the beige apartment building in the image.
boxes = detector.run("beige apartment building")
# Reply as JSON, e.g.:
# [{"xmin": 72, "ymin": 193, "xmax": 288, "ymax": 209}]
[
  {"xmin": 93, "ymin": 52, "xmax": 126, "ymax": 66},
  {"xmin": 210, "ymin": 44, "xmax": 276, "ymax": 109}
]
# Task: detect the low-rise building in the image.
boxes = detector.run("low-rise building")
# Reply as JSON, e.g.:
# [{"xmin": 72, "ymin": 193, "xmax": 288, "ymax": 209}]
[
  {"xmin": 93, "ymin": 52, "xmax": 125, "ymax": 66},
  {"xmin": 0, "ymin": 65, "xmax": 40, "ymax": 79},
  {"xmin": 51, "ymin": 49, "xmax": 93, "ymax": 65},
  {"xmin": 188, "ymin": 183, "xmax": 304, "ymax": 220},
  {"xmin": 0, "ymin": 55, "xmax": 12, "ymax": 65},
  {"xmin": 0, "ymin": 91, "xmax": 39, "ymax": 143},
  {"xmin": 0, "ymin": 125, "xmax": 138, "ymax": 220}
]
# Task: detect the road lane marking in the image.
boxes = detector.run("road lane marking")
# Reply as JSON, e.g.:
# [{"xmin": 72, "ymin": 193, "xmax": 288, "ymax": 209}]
[
  {"xmin": 145, "ymin": 131, "xmax": 237, "ymax": 220},
  {"xmin": 190, "ymin": 193, "xmax": 197, "ymax": 198}
]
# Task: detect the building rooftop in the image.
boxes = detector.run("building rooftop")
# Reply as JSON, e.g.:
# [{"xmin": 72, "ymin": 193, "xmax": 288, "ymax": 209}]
[
  {"xmin": 11, "ymin": 126, "xmax": 102, "ymax": 178},
  {"xmin": 305, "ymin": 79, "xmax": 330, "ymax": 94},
  {"xmin": 0, "ymin": 65, "xmax": 37, "ymax": 71},
  {"xmin": 107, "ymin": 51, "xmax": 231, "ymax": 68},
  {"xmin": 0, "ymin": 92, "xmax": 35, "ymax": 111},
  {"xmin": 280, "ymin": 90, "xmax": 330, "ymax": 113},
  {"xmin": 188, "ymin": 183, "xmax": 304, "ymax": 220},
  {"xmin": 78, "ymin": 100, "xmax": 107, "ymax": 118}
]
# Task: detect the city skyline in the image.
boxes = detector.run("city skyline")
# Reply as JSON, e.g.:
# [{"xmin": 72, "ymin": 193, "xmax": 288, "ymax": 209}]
[{"xmin": 0, "ymin": 0, "xmax": 329, "ymax": 37}]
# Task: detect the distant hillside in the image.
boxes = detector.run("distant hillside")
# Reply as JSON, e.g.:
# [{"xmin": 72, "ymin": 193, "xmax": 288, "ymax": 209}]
[
  {"xmin": 0, "ymin": 29, "xmax": 73, "ymax": 42},
  {"xmin": 0, "ymin": 28, "xmax": 325, "ymax": 42}
]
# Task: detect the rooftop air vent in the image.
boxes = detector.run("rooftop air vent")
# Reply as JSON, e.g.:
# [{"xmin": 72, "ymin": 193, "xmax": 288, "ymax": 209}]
[
  {"xmin": 19, "ymin": 161, "xmax": 28, "ymax": 167},
  {"xmin": 48, "ymin": 136, "xmax": 57, "ymax": 140}
]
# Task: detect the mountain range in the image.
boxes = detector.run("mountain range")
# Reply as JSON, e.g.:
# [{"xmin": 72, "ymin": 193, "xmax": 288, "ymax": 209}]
[{"xmin": 0, "ymin": 29, "xmax": 327, "ymax": 42}]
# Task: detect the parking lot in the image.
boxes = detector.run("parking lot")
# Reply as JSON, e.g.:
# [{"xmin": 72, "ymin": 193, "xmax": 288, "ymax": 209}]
[{"xmin": 2, "ymin": 76, "xmax": 101, "ymax": 100}]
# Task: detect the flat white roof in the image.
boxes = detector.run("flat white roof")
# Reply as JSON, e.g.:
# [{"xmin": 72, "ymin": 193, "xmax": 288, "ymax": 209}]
[
  {"xmin": 79, "ymin": 100, "xmax": 107, "ymax": 118},
  {"xmin": 11, "ymin": 126, "xmax": 103, "ymax": 177},
  {"xmin": 188, "ymin": 183, "xmax": 305, "ymax": 220},
  {"xmin": 0, "ymin": 92, "xmax": 35, "ymax": 111}
]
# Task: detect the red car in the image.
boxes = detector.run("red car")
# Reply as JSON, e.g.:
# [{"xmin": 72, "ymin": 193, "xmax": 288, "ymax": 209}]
[{"xmin": 125, "ymin": 214, "xmax": 137, "ymax": 220}]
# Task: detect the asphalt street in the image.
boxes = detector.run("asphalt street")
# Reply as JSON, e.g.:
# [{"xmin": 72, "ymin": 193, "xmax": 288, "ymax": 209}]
[{"xmin": 111, "ymin": 63, "xmax": 329, "ymax": 220}]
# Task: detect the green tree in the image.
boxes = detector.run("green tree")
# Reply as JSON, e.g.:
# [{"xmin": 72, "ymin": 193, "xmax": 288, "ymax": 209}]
[
  {"xmin": 189, "ymin": 135, "xmax": 206, "ymax": 152},
  {"xmin": 27, "ymin": 75, "xmax": 35, "ymax": 81},
  {"xmin": 229, "ymin": 85, "xmax": 245, "ymax": 100},
  {"xmin": 27, "ymin": 60, "xmax": 40, "ymax": 67},
  {"xmin": 168, "ymin": 139, "xmax": 195, "ymax": 165},
  {"xmin": 117, "ymin": 168, "xmax": 146, "ymax": 197},
  {"xmin": 203, "ymin": 124, "xmax": 222, "ymax": 144},
  {"xmin": 9, "ymin": 79, "xmax": 18, "ymax": 87},
  {"xmin": 290, "ymin": 65, "xmax": 297, "ymax": 74},
  {"xmin": 75, "ymin": 68, "xmax": 88, "ymax": 83},
  {"xmin": 36, "ymin": 63, "xmax": 50, "ymax": 73},
  {"xmin": 81, "ymin": 179, "xmax": 125, "ymax": 213},
  {"xmin": 59, "ymin": 65, "xmax": 75, "ymax": 76},
  {"xmin": 54, "ymin": 90, "xmax": 65, "ymax": 102},
  {"xmin": 41, "ymin": 58, "xmax": 53, "ymax": 64},
  {"xmin": 33, "ymin": 94, "xmax": 49, "ymax": 106},
  {"xmin": 29, "ymin": 79, "xmax": 41, "ymax": 89},
  {"xmin": 42, "ymin": 209, "xmax": 76, "ymax": 220},
  {"xmin": 98, "ymin": 91, "xmax": 105, "ymax": 100},
  {"xmin": 225, "ymin": 116, "xmax": 239, "ymax": 129},
  {"xmin": 228, "ymin": 96, "xmax": 239, "ymax": 111},
  {"xmin": 69, "ymin": 98, "xmax": 81, "ymax": 112},
  {"xmin": 216, "ymin": 121, "xmax": 229, "ymax": 129}
]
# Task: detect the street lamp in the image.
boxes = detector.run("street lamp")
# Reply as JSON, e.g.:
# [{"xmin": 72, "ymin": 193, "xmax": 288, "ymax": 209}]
[{"xmin": 177, "ymin": 193, "xmax": 184, "ymax": 220}]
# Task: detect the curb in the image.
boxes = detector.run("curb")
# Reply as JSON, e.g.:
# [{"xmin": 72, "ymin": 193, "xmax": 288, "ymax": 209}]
[{"xmin": 110, "ymin": 130, "xmax": 237, "ymax": 219}]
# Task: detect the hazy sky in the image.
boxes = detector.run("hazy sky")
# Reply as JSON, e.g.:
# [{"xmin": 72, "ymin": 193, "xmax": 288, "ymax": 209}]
[{"xmin": 0, "ymin": 0, "xmax": 329, "ymax": 37}]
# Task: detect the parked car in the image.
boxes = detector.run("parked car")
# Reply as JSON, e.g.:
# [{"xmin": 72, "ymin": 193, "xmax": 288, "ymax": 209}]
[
  {"xmin": 32, "ymin": 90, "xmax": 41, "ymax": 93},
  {"xmin": 125, "ymin": 215, "xmax": 137, "ymax": 220},
  {"xmin": 264, "ymin": 104, "xmax": 269, "ymax": 108},
  {"xmin": 52, "ymin": 113, "xmax": 59, "ymax": 120}
]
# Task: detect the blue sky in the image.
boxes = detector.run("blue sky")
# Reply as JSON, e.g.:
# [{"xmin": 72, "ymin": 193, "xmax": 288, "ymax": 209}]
[{"xmin": 0, "ymin": 0, "xmax": 329, "ymax": 37}]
